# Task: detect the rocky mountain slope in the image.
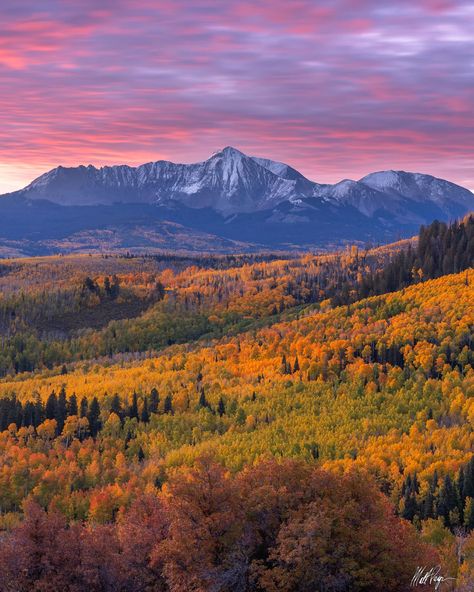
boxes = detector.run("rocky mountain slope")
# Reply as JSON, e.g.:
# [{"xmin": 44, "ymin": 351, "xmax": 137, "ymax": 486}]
[{"xmin": 0, "ymin": 147, "xmax": 472, "ymax": 254}]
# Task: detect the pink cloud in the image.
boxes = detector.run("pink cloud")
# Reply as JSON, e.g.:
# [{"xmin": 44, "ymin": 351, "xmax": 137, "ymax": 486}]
[{"xmin": 0, "ymin": 0, "xmax": 472, "ymax": 193}]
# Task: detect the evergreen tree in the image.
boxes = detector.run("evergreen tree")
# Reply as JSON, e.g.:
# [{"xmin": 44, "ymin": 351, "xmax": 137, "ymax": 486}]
[
  {"xmin": 129, "ymin": 392, "xmax": 139, "ymax": 420},
  {"xmin": 22, "ymin": 402, "xmax": 35, "ymax": 428},
  {"xmin": 163, "ymin": 395, "xmax": 173, "ymax": 415},
  {"xmin": 217, "ymin": 397, "xmax": 225, "ymax": 417},
  {"xmin": 280, "ymin": 354, "xmax": 290, "ymax": 375},
  {"xmin": 293, "ymin": 356, "xmax": 300, "ymax": 373},
  {"xmin": 412, "ymin": 473, "xmax": 420, "ymax": 495},
  {"xmin": 45, "ymin": 392, "xmax": 57, "ymax": 421},
  {"xmin": 401, "ymin": 490, "xmax": 418, "ymax": 521},
  {"xmin": 110, "ymin": 394, "xmax": 122, "ymax": 420},
  {"xmin": 67, "ymin": 394, "xmax": 78, "ymax": 417},
  {"xmin": 33, "ymin": 395, "xmax": 44, "ymax": 427},
  {"xmin": 56, "ymin": 387, "xmax": 67, "ymax": 433},
  {"xmin": 149, "ymin": 388, "xmax": 159, "ymax": 414},
  {"xmin": 6, "ymin": 395, "xmax": 22, "ymax": 428},
  {"xmin": 422, "ymin": 490, "xmax": 435, "ymax": 520},
  {"xmin": 437, "ymin": 475, "xmax": 459, "ymax": 527},
  {"xmin": 87, "ymin": 397, "xmax": 101, "ymax": 437},
  {"xmin": 198, "ymin": 388, "xmax": 208, "ymax": 409},
  {"xmin": 79, "ymin": 397, "xmax": 88, "ymax": 418},
  {"xmin": 464, "ymin": 457, "xmax": 474, "ymax": 499},
  {"xmin": 140, "ymin": 397, "xmax": 150, "ymax": 423}
]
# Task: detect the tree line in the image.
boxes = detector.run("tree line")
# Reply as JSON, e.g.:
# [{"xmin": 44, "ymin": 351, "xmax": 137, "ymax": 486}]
[
  {"xmin": 336, "ymin": 214, "xmax": 474, "ymax": 304},
  {"xmin": 402, "ymin": 457, "xmax": 474, "ymax": 530},
  {"xmin": 0, "ymin": 386, "xmax": 176, "ymax": 438}
]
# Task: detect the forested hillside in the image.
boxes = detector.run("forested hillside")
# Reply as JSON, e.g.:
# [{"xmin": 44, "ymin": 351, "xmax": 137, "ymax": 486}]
[{"xmin": 0, "ymin": 215, "xmax": 473, "ymax": 591}]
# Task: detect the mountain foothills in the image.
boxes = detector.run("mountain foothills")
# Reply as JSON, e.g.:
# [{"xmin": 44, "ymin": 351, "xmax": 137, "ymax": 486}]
[
  {"xmin": 0, "ymin": 215, "xmax": 472, "ymax": 591},
  {"xmin": 0, "ymin": 147, "xmax": 473, "ymax": 255}
]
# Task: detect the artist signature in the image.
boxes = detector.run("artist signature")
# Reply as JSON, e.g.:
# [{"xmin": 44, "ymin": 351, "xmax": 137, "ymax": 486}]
[{"xmin": 411, "ymin": 565, "xmax": 455, "ymax": 590}]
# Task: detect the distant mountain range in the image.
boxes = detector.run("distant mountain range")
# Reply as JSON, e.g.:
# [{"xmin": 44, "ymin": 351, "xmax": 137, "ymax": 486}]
[{"xmin": 0, "ymin": 146, "xmax": 472, "ymax": 255}]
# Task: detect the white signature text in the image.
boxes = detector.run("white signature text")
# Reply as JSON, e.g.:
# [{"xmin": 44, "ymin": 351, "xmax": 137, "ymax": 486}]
[{"xmin": 411, "ymin": 565, "xmax": 455, "ymax": 590}]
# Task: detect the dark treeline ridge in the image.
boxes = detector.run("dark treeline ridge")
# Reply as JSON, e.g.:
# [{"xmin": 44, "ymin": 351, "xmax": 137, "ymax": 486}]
[
  {"xmin": 0, "ymin": 386, "xmax": 178, "ymax": 438},
  {"xmin": 0, "ymin": 457, "xmax": 436, "ymax": 592},
  {"xmin": 332, "ymin": 214, "xmax": 474, "ymax": 305},
  {"xmin": 122, "ymin": 251, "xmax": 291, "ymax": 270}
]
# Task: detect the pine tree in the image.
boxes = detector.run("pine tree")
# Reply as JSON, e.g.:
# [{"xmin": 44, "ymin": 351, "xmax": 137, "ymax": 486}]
[
  {"xmin": 67, "ymin": 394, "xmax": 78, "ymax": 417},
  {"xmin": 129, "ymin": 392, "xmax": 139, "ymax": 420},
  {"xmin": 79, "ymin": 397, "xmax": 88, "ymax": 418},
  {"xmin": 87, "ymin": 397, "xmax": 101, "ymax": 437},
  {"xmin": 45, "ymin": 392, "xmax": 57, "ymax": 421},
  {"xmin": 164, "ymin": 395, "xmax": 173, "ymax": 414},
  {"xmin": 437, "ymin": 475, "xmax": 459, "ymax": 527},
  {"xmin": 464, "ymin": 457, "xmax": 474, "ymax": 499},
  {"xmin": 140, "ymin": 397, "xmax": 150, "ymax": 423},
  {"xmin": 293, "ymin": 356, "xmax": 300, "ymax": 373},
  {"xmin": 422, "ymin": 490, "xmax": 435, "ymax": 520},
  {"xmin": 33, "ymin": 394, "xmax": 44, "ymax": 427},
  {"xmin": 137, "ymin": 446, "xmax": 145, "ymax": 462},
  {"xmin": 149, "ymin": 388, "xmax": 159, "ymax": 414},
  {"xmin": 56, "ymin": 387, "xmax": 67, "ymax": 433},
  {"xmin": 412, "ymin": 473, "xmax": 420, "ymax": 495},
  {"xmin": 401, "ymin": 490, "xmax": 418, "ymax": 521},
  {"xmin": 217, "ymin": 397, "xmax": 225, "ymax": 417},
  {"xmin": 198, "ymin": 388, "xmax": 208, "ymax": 409},
  {"xmin": 110, "ymin": 394, "xmax": 122, "ymax": 419},
  {"xmin": 281, "ymin": 354, "xmax": 290, "ymax": 375},
  {"xmin": 22, "ymin": 402, "xmax": 35, "ymax": 428}
]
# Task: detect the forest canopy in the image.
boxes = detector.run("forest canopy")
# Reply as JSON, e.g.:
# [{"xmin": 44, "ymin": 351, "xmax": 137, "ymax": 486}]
[{"xmin": 0, "ymin": 215, "xmax": 473, "ymax": 591}]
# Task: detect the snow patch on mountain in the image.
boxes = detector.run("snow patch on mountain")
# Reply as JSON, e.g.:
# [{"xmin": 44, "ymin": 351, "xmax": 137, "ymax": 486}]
[{"xmin": 12, "ymin": 148, "xmax": 474, "ymax": 224}]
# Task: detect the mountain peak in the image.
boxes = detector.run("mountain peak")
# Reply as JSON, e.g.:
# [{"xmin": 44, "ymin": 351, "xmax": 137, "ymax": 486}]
[
  {"xmin": 359, "ymin": 170, "xmax": 473, "ymax": 204},
  {"xmin": 210, "ymin": 146, "xmax": 245, "ymax": 159},
  {"xmin": 7, "ymin": 151, "xmax": 473, "ymax": 225}
]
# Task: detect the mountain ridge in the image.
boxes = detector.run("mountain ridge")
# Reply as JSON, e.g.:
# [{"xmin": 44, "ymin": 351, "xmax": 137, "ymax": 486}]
[
  {"xmin": 10, "ymin": 146, "xmax": 473, "ymax": 216},
  {"xmin": 0, "ymin": 146, "xmax": 472, "ymax": 255}
]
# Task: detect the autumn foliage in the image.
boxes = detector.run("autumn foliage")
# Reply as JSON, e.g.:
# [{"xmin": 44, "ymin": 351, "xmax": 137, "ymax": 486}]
[
  {"xmin": 0, "ymin": 458, "xmax": 437, "ymax": 592},
  {"xmin": 0, "ymin": 217, "xmax": 472, "ymax": 590}
]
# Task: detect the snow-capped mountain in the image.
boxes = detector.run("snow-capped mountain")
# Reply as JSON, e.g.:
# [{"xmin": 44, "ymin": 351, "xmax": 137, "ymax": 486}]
[
  {"xmin": 21, "ymin": 147, "xmax": 312, "ymax": 214},
  {"xmin": 0, "ymin": 146, "xmax": 472, "ymax": 254},
  {"xmin": 307, "ymin": 170, "xmax": 473, "ymax": 223},
  {"xmin": 17, "ymin": 146, "xmax": 473, "ymax": 219}
]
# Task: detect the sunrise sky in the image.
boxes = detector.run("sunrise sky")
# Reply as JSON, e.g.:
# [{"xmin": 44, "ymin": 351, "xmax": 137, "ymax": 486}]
[{"xmin": 0, "ymin": 0, "xmax": 473, "ymax": 193}]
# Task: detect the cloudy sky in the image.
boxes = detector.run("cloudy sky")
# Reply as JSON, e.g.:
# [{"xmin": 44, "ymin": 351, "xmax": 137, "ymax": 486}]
[{"xmin": 0, "ymin": 0, "xmax": 472, "ymax": 193}]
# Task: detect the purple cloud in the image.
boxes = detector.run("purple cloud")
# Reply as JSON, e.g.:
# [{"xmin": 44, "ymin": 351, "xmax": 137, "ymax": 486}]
[{"xmin": 0, "ymin": 0, "xmax": 472, "ymax": 192}]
